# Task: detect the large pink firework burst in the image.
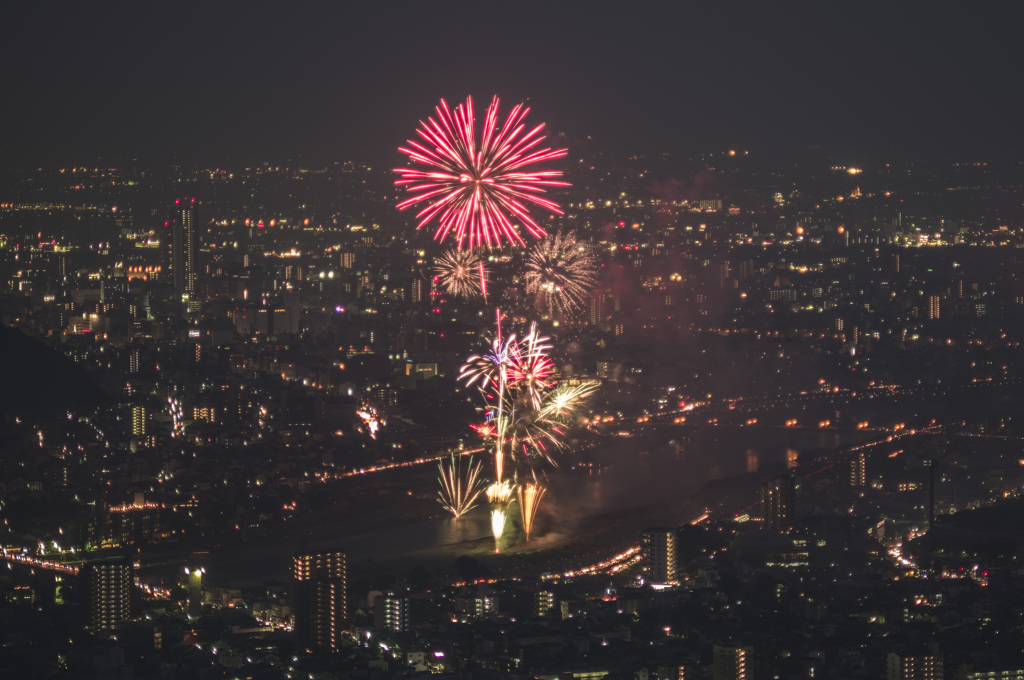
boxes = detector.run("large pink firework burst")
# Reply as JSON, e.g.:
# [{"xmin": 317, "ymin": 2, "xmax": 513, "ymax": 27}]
[{"xmin": 394, "ymin": 96, "xmax": 569, "ymax": 250}]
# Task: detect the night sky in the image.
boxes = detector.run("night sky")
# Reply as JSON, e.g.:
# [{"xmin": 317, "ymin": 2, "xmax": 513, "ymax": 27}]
[{"xmin": 4, "ymin": 2, "xmax": 1023, "ymax": 165}]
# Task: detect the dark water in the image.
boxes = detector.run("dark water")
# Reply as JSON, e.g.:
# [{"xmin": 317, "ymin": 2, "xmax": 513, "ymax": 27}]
[
  {"xmin": 329, "ymin": 428, "xmax": 873, "ymax": 555},
  {"xmin": 141, "ymin": 385, "xmax": 1024, "ymax": 584},
  {"xmin": 198, "ymin": 426, "xmax": 875, "ymax": 584}
]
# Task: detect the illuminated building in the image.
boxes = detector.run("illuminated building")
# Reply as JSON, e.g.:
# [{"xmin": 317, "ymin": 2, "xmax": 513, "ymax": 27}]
[
  {"xmin": 713, "ymin": 645, "xmax": 752, "ymax": 680},
  {"xmin": 165, "ymin": 209, "xmax": 183, "ymax": 301},
  {"xmin": 83, "ymin": 496, "xmax": 161, "ymax": 548},
  {"xmin": 760, "ymin": 474, "xmax": 796, "ymax": 531},
  {"xmin": 230, "ymin": 305, "xmax": 258, "ymax": 336},
  {"xmin": 192, "ymin": 405, "xmax": 217, "ymax": 424},
  {"xmin": 641, "ymin": 527, "xmax": 678, "ymax": 583},
  {"xmin": 850, "ymin": 452, "xmax": 866, "ymax": 487},
  {"xmin": 184, "ymin": 566, "xmax": 204, "ymax": 618},
  {"xmin": 293, "ymin": 549, "xmax": 347, "ymax": 651},
  {"xmin": 473, "ymin": 592, "xmax": 498, "ymax": 618},
  {"xmin": 181, "ymin": 199, "xmax": 197, "ymax": 297},
  {"xmin": 81, "ymin": 558, "xmax": 134, "ymax": 633},
  {"xmin": 339, "ymin": 252, "xmax": 355, "ymax": 268},
  {"xmin": 131, "ymin": 405, "xmax": 148, "ymax": 436},
  {"xmin": 887, "ymin": 650, "xmax": 943, "ymax": 680},
  {"xmin": 657, "ymin": 665, "xmax": 687, "ymax": 680},
  {"xmin": 165, "ymin": 198, "xmax": 197, "ymax": 302},
  {"xmin": 589, "ymin": 290, "xmax": 606, "ymax": 327},
  {"xmin": 373, "ymin": 386, "xmax": 399, "ymax": 408},
  {"xmin": 129, "ymin": 348, "xmax": 140, "ymax": 374},
  {"xmin": 514, "ymin": 587, "xmax": 555, "ymax": 619},
  {"xmin": 10, "ymin": 583, "xmax": 34, "ymax": 605},
  {"xmin": 282, "ymin": 292, "xmax": 301, "ymax": 335},
  {"xmin": 927, "ymin": 295, "xmax": 940, "ymax": 320},
  {"xmin": 960, "ymin": 667, "xmax": 1024, "ymax": 680},
  {"xmin": 411, "ymin": 277, "xmax": 425, "ymax": 303},
  {"xmin": 375, "ymin": 590, "xmax": 411, "ymax": 632}
]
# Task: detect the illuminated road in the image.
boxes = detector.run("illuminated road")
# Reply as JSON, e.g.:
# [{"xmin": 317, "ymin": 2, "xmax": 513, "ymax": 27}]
[
  {"xmin": 1, "ymin": 550, "xmax": 171, "ymax": 599},
  {"xmin": 327, "ymin": 447, "xmax": 486, "ymax": 480}
]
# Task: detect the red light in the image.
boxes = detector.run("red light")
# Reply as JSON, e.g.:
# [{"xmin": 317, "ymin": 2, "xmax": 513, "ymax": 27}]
[
  {"xmin": 394, "ymin": 96, "xmax": 567, "ymax": 250},
  {"xmin": 618, "ymin": 221, "xmax": 625, "ymax": 227},
  {"xmin": 175, "ymin": 199, "xmax": 179, "ymax": 205},
  {"xmin": 191, "ymin": 198, "xmax": 195, "ymax": 203}
]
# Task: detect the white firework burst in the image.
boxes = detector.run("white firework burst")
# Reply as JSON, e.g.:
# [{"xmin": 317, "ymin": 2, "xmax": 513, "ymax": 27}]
[
  {"xmin": 524, "ymin": 231, "xmax": 599, "ymax": 317},
  {"xmin": 435, "ymin": 249, "xmax": 485, "ymax": 298}
]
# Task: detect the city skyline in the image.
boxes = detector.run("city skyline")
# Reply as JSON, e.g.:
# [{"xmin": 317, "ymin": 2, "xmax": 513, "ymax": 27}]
[{"xmin": 3, "ymin": 4, "xmax": 1024, "ymax": 678}]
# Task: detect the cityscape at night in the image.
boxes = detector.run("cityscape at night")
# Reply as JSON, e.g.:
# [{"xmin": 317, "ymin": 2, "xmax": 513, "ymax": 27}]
[{"xmin": 3, "ymin": 3, "xmax": 1024, "ymax": 679}]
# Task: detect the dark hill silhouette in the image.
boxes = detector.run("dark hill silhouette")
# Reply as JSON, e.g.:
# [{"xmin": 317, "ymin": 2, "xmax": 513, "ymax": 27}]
[
  {"xmin": 906, "ymin": 497, "xmax": 1024, "ymax": 561},
  {"xmin": 0, "ymin": 324, "xmax": 108, "ymax": 417}
]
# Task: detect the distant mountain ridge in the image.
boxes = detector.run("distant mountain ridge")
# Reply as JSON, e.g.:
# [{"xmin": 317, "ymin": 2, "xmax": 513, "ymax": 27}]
[{"xmin": 0, "ymin": 324, "xmax": 108, "ymax": 417}]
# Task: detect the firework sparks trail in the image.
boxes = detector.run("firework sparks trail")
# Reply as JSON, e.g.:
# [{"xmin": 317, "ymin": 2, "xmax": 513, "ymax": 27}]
[
  {"xmin": 507, "ymin": 322, "xmax": 555, "ymax": 410},
  {"xmin": 357, "ymin": 405, "xmax": 381, "ymax": 438},
  {"xmin": 461, "ymin": 310, "xmax": 598, "ymax": 476},
  {"xmin": 537, "ymin": 382, "xmax": 597, "ymax": 422},
  {"xmin": 437, "ymin": 454, "xmax": 485, "ymax": 519},
  {"xmin": 490, "ymin": 509, "xmax": 507, "ymax": 550},
  {"xmin": 518, "ymin": 481, "xmax": 547, "ymax": 541},
  {"xmin": 458, "ymin": 313, "xmax": 516, "ymax": 392},
  {"xmin": 395, "ymin": 96, "xmax": 569, "ymax": 250},
  {"xmin": 460, "ymin": 310, "xmax": 516, "ymax": 481},
  {"xmin": 486, "ymin": 480, "xmax": 516, "ymax": 550},
  {"xmin": 524, "ymin": 231, "xmax": 599, "ymax": 317},
  {"xmin": 505, "ymin": 380, "xmax": 598, "ymax": 468},
  {"xmin": 460, "ymin": 310, "xmax": 596, "ymax": 547},
  {"xmin": 486, "ymin": 480, "xmax": 515, "ymax": 505},
  {"xmin": 435, "ymin": 249, "xmax": 484, "ymax": 298}
]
